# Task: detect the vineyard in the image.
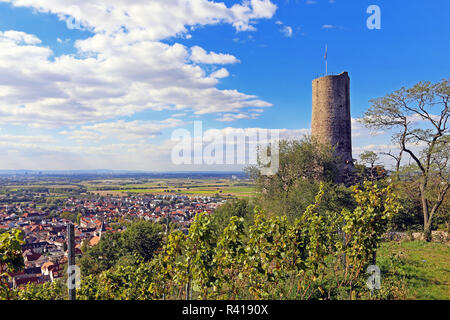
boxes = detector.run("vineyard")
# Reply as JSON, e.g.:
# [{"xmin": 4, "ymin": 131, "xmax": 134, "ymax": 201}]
[{"xmin": 2, "ymin": 182, "xmax": 410, "ymax": 300}]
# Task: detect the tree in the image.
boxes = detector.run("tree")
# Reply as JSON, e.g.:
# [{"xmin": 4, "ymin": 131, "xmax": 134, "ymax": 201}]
[
  {"xmin": 248, "ymin": 137, "xmax": 352, "ymax": 221},
  {"xmin": 76, "ymin": 212, "xmax": 82, "ymax": 224},
  {"xmin": 80, "ymin": 220, "xmax": 164, "ymax": 276},
  {"xmin": 79, "ymin": 232, "xmax": 124, "ymax": 275},
  {"xmin": 122, "ymin": 220, "xmax": 163, "ymax": 262},
  {"xmin": 362, "ymin": 79, "xmax": 449, "ymax": 241},
  {"xmin": 209, "ymin": 198, "xmax": 254, "ymax": 237},
  {"xmin": 359, "ymin": 151, "xmax": 379, "ymax": 181},
  {"xmin": 380, "ymin": 139, "xmax": 404, "ymax": 179},
  {"xmin": 60, "ymin": 211, "xmax": 77, "ymax": 223}
]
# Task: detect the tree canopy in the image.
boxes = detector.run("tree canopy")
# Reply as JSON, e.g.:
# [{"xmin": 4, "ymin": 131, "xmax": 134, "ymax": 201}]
[{"xmin": 362, "ymin": 79, "xmax": 449, "ymax": 241}]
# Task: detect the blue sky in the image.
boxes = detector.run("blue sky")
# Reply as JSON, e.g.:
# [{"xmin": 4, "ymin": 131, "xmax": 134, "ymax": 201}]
[{"xmin": 0, "ymin": 0, "xmax": 448, "ymax": 171}]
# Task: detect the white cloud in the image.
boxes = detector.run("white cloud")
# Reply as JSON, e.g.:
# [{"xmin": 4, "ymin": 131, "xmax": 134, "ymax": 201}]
[
  {"xmin": 210, "ymin": 68, "xmax": 230, "ymax": 79},
  {"xmin": 0, "ymin": 126, "xmax": 310, "ymax": 171},
  {"xmin": 191, "ymin": 46, "xmax": 240, "ymax": 65},
  {"xmin": 172, "ymin": 113, "xmax": 187, "ymax": 118},
  {"xmin": 56, "ymin": 38, "xmax": 70, "ymax": 44},
  {"xmin": 249, "ymin": 108, "xmax": 265, "ymax": 113},
  {"xmin": 0, "ymin": 0, "xmax": 282, "ymax": 170},
  {"xmin": 7, "ymin": 121, "xmax": 430, "ymax": 172},
  {"xmin": 281, "ymin": 26, "xmax": 293, "ymax": 37},
  {"xmin": 205, "ymin": 127, "xmax": 310, "ymax": 140},
  {"xmin": 0, "ymin": 134, "xmax": 55, "ymax": 144},
  {"xmin": 0, "ymin": 32, "xmax": 271, "ymax": 127},
  {"xmin": 0, "ymin": 30, "xmax": 41, "ymax": 45},
  {"xmin": 0, "ymin": 1, "xmax": 276, "ymax": 129},
  {"xmin": 215, "ymin": 113, "xmax": 251, "ymax": 122},
  {"xmin": 351, "ymin": 118, "xmax": 385, "ymax": 138},
  {"xmin": 0, "ymin": 139, "xmax": 179, "ymax": 171},
  {"xmin": 2, "ymin": 0, "xmax": 277, "ymax": 39},
  {"xmin": 214, "ymin": 111, "xmax": 263, "ymax": 122},
  {"xmin": 60, "ymin": 118, "xmax": 185, "ymax": 142}
]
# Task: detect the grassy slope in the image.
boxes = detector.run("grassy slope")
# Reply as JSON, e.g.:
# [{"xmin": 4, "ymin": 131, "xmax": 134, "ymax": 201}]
[{"xmin": 377, "ymin": 241, "xmax": 450, "ymax": 300}]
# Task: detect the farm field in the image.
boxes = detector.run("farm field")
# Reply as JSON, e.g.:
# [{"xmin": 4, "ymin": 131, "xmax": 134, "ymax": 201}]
[
  {"xmin": 86, "ymin": 178, "xmax": 256, "ymax": 198},
  {"xmin": 0, "ymin": 176, "xmax": 256, "ymax": 200}
]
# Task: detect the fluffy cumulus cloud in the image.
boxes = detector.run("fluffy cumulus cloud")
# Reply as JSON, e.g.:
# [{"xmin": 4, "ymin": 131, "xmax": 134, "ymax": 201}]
[
  {"xmin": 1, "ymin": 0, "xmax": 277, "ymax": 38},
  {"xmin": 0, "ymin": 0, "xmax": 281, "ymax": 170},
  {"xmin": 190, "ymin": 46, "xmax": 240, "ymax": 64},
  {"xmin": 0, "ymin": 0, "xmax": 276, "ymax": 128},
  {"xmin": 0, "ymin": 30, "xmax": 41, "ymax": 45},
  {"xmin": 210, "ymin": 68, "xmax": 230, "ymax": 79}
]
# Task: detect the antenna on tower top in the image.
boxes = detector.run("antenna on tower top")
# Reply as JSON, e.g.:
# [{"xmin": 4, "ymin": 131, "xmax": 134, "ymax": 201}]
[{"xmin": 324, "ymin": 44, "xmax": 328, "ymax": 75}]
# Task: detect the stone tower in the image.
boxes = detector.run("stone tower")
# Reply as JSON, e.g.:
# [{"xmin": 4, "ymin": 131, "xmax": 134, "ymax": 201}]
[{"xmin": 311, "ymin": 71, "xmax": 353, "ymax": 183}]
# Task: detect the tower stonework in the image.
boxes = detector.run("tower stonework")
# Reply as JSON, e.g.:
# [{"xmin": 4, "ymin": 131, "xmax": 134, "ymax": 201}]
[{"xmin": 311, "ymin": 71, "xmax": 353, "ymax": 183}]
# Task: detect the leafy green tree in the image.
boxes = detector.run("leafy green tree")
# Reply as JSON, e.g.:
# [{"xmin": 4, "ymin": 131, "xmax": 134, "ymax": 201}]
[
  {"xmin": 80, "ymin": 220, "xmax": 163, "ymax": 276},
  {"xmin": 80, "ymin": 239, "xmax": 89, "ymax": 254},
  {"xmin": 210, "ymin": 198, "xmax": 254, "ymax": 237},
  {"xmin": 80, "ymin": 232, "xmax": 125, "ymax": 275},
  {"xmin": 76, "ymin": 212, "xmax": 82, "ymax": 224},
  {"xmin": 60, "ymin": 211, "xmax": 77, "ymax": 223},
  {"xmin": 359, "ymin": 151, "xmax": 379, "ymax": 181},
  {"xmin": 122, "ymin": 220, "xmax": 163, "ymax": 262},
  {"xmin": 248, "ymin": 137, "xmax": 349, "ymax": 221},
  {"xmin": 362, "ymin": 79, "xmax": 449, "ymax": 241}
]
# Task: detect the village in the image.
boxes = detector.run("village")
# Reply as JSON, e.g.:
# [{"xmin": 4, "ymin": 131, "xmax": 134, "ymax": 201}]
[{"xmin": 0, "ymin": 192, "xmax": 226, "ymax": 289}]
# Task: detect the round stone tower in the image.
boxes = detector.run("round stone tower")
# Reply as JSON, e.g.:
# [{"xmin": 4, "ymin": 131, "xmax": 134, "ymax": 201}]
[{"xmin": 311, "ymin": 71, "xmax": 353, "ymax": 182}]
